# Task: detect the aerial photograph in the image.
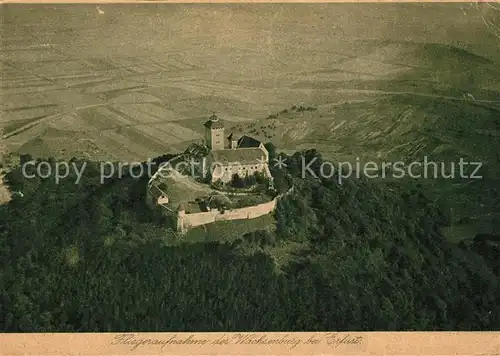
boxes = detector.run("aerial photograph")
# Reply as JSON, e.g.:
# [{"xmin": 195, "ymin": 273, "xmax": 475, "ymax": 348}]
[{"xmin": 0, "ymin": 3, "xmax": 499, "ymax": 332}]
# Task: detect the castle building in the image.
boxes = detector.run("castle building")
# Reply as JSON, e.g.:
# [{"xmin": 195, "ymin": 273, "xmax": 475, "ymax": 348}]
[
  {"xmin": 203, "ymin": 114, "xmax": 271, "ymax": 183},
  {"xmin": 204, "ymin": 114, "xmax": 225, "ymax": 151}
]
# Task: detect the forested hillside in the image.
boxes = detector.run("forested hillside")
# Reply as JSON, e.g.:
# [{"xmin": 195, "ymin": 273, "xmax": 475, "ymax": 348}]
[{"xmin": 0, "ymin": 151, "xmax": 499, "ymax": 331}]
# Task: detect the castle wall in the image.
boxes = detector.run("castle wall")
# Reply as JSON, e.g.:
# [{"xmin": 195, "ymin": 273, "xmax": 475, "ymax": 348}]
[
  {"xmin": 258, "ymin": 143, "xmax": 269, "ymax": 162},
  {"xmin": 178, "ymin": 197, "xmax": 278, "ymax": 232},
  {"xmin": 182, "ymin": 211, "xmax": 218, "ymax": 229}
]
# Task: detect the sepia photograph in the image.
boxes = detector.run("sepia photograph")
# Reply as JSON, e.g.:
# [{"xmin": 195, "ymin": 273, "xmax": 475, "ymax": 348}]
[{"xmin": 1, "ymin": 1, "xmax": 500, "ymax": 344}]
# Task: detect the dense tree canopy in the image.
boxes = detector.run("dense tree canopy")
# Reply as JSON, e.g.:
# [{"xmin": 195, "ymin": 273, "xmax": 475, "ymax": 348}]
[{"xmin": 0, "ymin": 151, "xmax": 498, "ymax": 331}]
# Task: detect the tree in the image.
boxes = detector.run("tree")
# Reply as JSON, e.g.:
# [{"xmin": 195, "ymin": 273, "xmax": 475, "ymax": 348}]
[
  {"xmin": 264, "ymin": 142, "xmax": 277, "ymax": 160},
  {"xmin": 213, "ymin": 179, "xmax": 223, "ymax": 189},
  {"xmin": 1, "ymin": 151, "xmax": 500, "ymax": 332},
  {"xmin": 243, "ymin": 173, "xmax": 257, "ymax": 188},
  {"xmin": 231, "ymin": 174, "xmax": 244, "ymax": 189}
]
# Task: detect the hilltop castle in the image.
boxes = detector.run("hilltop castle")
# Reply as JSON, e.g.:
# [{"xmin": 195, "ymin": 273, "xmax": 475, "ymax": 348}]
[
  {"xmin": 203, "ymin": 114, "xmax": 271, "ymax": 183},
  {"xmin": 146, "ymin": 113, "xmax": 277, "ymax": 233}
]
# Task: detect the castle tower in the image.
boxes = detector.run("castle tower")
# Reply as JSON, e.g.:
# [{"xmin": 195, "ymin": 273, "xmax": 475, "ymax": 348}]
[{"xmin": 204, "ymin": 113, "xmax": 224, "ymax": 151}]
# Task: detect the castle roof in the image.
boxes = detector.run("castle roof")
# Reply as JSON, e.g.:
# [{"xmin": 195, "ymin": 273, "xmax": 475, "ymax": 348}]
[
  {"xmin": 208, "ymin": 147, "xmax": 267, "ymax": 166},
  {"xmin": 203, "ymin": 114, "xmax": 224, "ymax": 129},
  {"xmin": 237, "ymin": 135, "xmax": 261, "ymax": 148}
]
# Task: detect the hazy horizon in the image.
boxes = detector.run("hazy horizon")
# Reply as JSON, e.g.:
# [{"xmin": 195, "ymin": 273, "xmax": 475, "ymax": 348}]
[{"xmin": 2, "ymin": 4, "xmax": 500, "ymax": 63}]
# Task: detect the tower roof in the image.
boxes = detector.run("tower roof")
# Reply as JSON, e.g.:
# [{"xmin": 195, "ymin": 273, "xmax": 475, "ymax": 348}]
[{"xmin": 203, "ymin": 114, "xmax": 224, "ymax": 129}]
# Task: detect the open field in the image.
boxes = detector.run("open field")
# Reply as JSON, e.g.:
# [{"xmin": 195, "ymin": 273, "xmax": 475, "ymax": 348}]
[{"xmin": 2, "ymin": 4, "xmax": 499, "ymax": 163}]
